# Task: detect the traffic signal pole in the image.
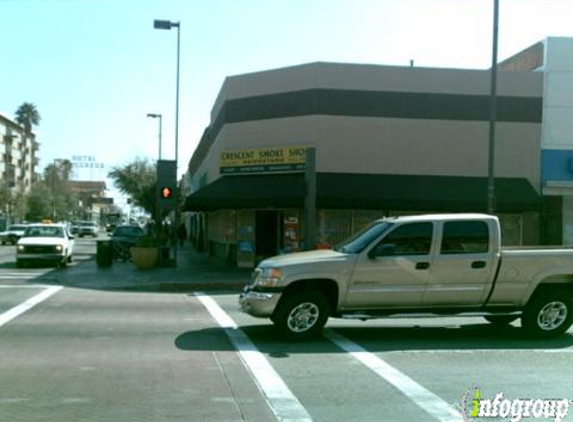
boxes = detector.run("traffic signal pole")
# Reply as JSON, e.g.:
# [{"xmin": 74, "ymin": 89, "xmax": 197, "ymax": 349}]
[{"xmin": 157, "ymin": 160, "xmax": 177, "ymax": 266}]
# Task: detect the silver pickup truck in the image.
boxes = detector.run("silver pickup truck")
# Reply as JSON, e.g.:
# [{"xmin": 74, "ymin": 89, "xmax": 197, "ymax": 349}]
[{"xmin": 240, "ymin": 214, "xmax": 573, "ymax": 340}]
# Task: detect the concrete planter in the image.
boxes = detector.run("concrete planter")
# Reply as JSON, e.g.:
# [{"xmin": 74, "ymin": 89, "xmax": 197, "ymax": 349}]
[{"xmin": 130, "ymin": 246, "xmax": 158, "ymax": 269}]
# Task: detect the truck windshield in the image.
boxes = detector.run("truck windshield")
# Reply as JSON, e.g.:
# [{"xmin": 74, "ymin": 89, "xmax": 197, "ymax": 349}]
[{"xmin": 334, "ymin": 221, "xmax": 393, "ymax": 254}]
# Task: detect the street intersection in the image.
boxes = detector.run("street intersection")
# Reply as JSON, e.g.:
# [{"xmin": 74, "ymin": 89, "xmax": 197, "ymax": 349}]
[{"xmin": 0, "ymin": 239, "xmax": 572, "ymax": 422}]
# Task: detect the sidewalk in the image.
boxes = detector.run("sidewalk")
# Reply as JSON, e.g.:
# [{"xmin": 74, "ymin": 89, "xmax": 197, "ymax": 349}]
[{"xmin": 58, "ymin": 246, "xmax": 252, "ymax": 292}]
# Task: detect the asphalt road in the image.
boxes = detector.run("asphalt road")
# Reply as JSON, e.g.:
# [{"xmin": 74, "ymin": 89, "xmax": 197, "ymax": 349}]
[{"xmin": 1, "ymin": 239, "xmax": 572, "ymax": 422}]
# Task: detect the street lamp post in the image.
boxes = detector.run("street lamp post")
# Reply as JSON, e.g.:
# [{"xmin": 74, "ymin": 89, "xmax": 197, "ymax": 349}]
[
  {"xmin": 3, "ymin": 134, "xmax": 18, "ymax": 226},
  {"xmin": 487, "ymin": 0, "xmax": 499, "ymax": 215},
  {"xmin": 154, "ymin": 18, "xmax": 181, "ymax": 267},
  {"xmin": 147, "ymin": 113, "xmax": 163, "ymax": 160},
  {"xmin": 52, "ymin": 158, "xmax": 59, "ymax": 222},
  {"xmin": 147, "ymin": 113, "xmax": 163, "ymax": 229}
]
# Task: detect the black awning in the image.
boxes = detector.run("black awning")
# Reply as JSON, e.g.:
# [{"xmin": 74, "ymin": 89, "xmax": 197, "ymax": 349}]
[
  {"xmin": 184, "ymin": 173, "xmax": 305, "ymax": 211},
  {"xmin": 183, "ymin": 173, "xmax": 541, "ymax": 213}
]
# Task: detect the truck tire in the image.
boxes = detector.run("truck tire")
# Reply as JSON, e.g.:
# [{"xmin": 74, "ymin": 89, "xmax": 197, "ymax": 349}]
[
  {"xmin": 484, "ymin": 315, "xmax": 518, "ymax": 325},
  {"xmin": 522, "ymin": 292, "xmax": 573, "ymax": 339},
  {"xmin": 273, "ymin": 290, "xmax": 330, "ymax": 340}
]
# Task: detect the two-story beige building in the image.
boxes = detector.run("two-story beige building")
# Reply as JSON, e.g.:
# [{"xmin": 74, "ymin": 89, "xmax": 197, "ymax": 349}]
[{"xmin": 184, "ymin": 62, "xmax": 543, "ymax": 266}]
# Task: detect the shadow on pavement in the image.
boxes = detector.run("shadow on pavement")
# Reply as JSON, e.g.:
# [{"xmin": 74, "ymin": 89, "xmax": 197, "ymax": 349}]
[
  {"xmin": 174, "ymin": 323, "xmax": 573, "ymax": 354},
  {"xmin": 22, "ymin": 246, "xmax": 251, "ymax": 294}
]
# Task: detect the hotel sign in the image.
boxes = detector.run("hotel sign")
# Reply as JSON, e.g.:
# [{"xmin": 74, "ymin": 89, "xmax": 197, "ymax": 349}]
[{"xmin": 220, "ymin": 146, "xmax": 308, "ymax": 174}]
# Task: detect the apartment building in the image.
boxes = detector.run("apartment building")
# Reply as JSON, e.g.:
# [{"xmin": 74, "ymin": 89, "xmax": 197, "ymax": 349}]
[{"xmin": 0, "ymin": 112, "xmax": 40, "ymax": 224}]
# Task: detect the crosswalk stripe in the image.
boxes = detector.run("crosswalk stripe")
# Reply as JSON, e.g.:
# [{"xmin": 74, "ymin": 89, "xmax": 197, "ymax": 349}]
[
  {"xmin": 0, "ymin": 286, "xmax": 63, "ymax": 327},
  {"xmin": 324, "ymin": 329, "xmax": 463, "ymax": 422},
  {"xmin": 196, "ymin": 293, "xmax": 313, "ymax": 422},
  {"xmin": 0, "ymin": 274, "xmax": 59, "ymax": 281}
]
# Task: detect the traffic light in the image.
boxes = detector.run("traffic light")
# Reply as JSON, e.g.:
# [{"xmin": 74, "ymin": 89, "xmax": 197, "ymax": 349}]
[
  {"xmin": 157, "ymin": 160, "xmax": 177, "ymax": 212},
  {"xmin": 161, "ymin": 186, "xmax": 173, "ymax": 199}
]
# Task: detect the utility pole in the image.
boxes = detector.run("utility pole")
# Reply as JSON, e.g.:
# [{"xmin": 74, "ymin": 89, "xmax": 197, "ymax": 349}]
[
  {"xmin": 304, "ymin": 148, "xmax": 316, "ymax": 250},
  {"xmin": 487, "ymin": 0, "xmax": 499, "ymax": 214}
]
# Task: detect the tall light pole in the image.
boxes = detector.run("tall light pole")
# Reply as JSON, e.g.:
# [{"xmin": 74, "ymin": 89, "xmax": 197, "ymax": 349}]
[
  {"xmin": 3, "ymin": 134, "xmax": 18, "ymax": 226},
  {"xmin": 154, "ymin": 18, "xmax": 181, "ymax": 267},
  {"xmin": 52, "ymin": 158, "xmax": 60, "ymax": 222},
  {"xmin": 146, "ymin": 113, "xmax": 163, "ymax": 160},
  {"xmin": 153, "ymin": 19, "xmax": 180, "ymax": 169},
  {"xmin": 487, "ymin": 0, "xmax": 499, "ymax": 214},
  {"xmin": 147, "ymin": 113, "xmax": 163, "ymax": 228}
]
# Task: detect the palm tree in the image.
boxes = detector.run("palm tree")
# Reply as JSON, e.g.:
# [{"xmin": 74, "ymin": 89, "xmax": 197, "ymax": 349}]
[{"xmin": 14, "ymin": 102, "xmax": 41, "ymax": 133}]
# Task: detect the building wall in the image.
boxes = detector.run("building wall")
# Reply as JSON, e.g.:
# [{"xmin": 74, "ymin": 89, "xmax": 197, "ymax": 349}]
[
  {"xmin": 201, "ymin": 116, "xmax": 540, "ymax": 190},
  {"xmin": 188, "ymin": 62, "xmax": 545, "ymax": 264},
  {"xmin": 211, "ymin": 62, "xmax": 542, "ymax": 120},
  {"xmin": 193, "ymin": 64, "xmax": 542, "ymax": 192},
  {"xmin": 189, "ymin": 63, "xmax": 543, "ymax": 189},
  {"xmin": 498, "ymin": 42, "xmax": 544, "ymax": 72},
  {"xmin": 0, "ymin": 115, "xmax": 38, "ymax": 191},
  {"xmin": 0, "ymin": 114, "xmax": 39, "ymax": 225},
  {"xmin": 538, "ymin": 38, "xmax": 573, "ymax": 244}
]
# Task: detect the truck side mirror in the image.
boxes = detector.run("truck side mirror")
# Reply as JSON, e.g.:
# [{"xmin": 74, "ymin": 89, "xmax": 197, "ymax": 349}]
[{"xmin": 368, "ymin": 244, "xmax": 395, "ymax": 259}]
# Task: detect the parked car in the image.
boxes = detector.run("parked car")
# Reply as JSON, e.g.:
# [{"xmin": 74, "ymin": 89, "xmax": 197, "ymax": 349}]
[
  {"xmin": 78, "ymin": 221, "xmax": 98, "ymax": 237},
  {"xmin": 111, "ymin": 225, "xmax": 145, "ymax": 245},
  {"xmin": 16, "ymin": 224, "xmax": 75, "ymax": 267},
  {"xmin": 0, "ymin": 224, "xmax": 28, "ymax": 245},
  {"xmin": 70, "ymin": 221, "xmax": 80, "ymax": 234},
  {"xmin": 110, "ymin": 225, "xmax": 145, "ymax": 261},
  {"xmin": 241, "ymin": 213, "xmax": 573, "ymax": 340}
]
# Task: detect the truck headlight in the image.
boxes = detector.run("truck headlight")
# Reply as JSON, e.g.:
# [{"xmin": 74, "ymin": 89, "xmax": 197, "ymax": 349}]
[
  {"xmin": 255, "ymin": 267, "xmax": 282, "ymax": 288},
  {"xmin": 55, "ymin": 245, "xmax": 63, "ymax": 252},
  {"xmin": 17, "ymin": 245, "xmax": 25, "ymax": 252}
]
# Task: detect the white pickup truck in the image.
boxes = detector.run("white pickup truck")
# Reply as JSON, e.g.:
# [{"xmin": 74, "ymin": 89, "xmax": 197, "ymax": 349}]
[
  {"xmin": 16, "ymin": 224, "xmax": 75, "ymax": 268},
  {"xmin": 240, "ymin": 214, "xmax": 573, "ymax": 340}
]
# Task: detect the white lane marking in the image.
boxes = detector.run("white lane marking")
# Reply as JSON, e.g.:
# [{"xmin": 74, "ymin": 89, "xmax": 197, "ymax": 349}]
[
  {"xmin": 324, "ymin": 329, "xmax": 463, "ymax": 422},
  {"xmin": 0, "ymin": 286, "xmax": 63, "ymax": 327},
  {"xmin": 0, "ymin": 275, "xmax": 58, "ymax": 280},
  {"xmin": 0, "ymin": 285, "xmax": 56, "ymax": 288},
  {"xmin": 384, "ymin": 349, "xmax": 573, "ymax": 354},
  {"xmin": 196, "ymin": 293, "xmax": 313, "ymax": 422}
]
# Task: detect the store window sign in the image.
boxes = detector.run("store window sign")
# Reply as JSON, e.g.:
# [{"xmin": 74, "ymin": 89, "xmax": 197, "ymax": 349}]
[{"xmin": 220, "ymin": 146, "xmax": 309, "ymax": 174}]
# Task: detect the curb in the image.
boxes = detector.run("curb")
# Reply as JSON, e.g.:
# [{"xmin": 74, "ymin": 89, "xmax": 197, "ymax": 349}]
[{"xmin": 70, "ymin": 281, "xmax": 248, "ymax": 294}]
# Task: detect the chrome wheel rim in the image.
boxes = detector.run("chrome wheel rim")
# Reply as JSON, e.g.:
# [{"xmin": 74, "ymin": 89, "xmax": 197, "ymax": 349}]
[
  {"xmin": 537, "ymin": 301, "xmax": 568, "ymax": 331},
  {"xmin": 287, "ymin": 302, "xmax": 320, "ymax": 333}
]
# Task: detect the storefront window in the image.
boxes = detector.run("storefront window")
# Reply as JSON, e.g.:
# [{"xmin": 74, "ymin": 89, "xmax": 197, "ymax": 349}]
[
  {"xmin": 498, "ymin": 214, "xmax": 523, "ymax": 246},
  {"xmin": 353, "ymin": 210, "xmax": 387, "ymax": 233},
  {"xmin": 318, "ymin": 210, "xmax": 352, "ymax": 248}
]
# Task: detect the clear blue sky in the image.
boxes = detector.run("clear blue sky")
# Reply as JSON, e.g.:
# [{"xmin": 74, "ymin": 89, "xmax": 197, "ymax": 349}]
[{"xmin": 2, "ymin": 0, "xmax": 573, "ymax": 207}]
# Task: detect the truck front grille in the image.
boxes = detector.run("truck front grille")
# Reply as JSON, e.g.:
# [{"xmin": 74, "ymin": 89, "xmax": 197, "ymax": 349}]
[{"xmin": 22, "ymin": 245, "xmax": 58, "ymax": 254}]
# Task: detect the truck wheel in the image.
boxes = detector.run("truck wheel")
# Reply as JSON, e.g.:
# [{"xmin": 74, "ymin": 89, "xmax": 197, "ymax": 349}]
[
  {"xmin": 484, "ymin": 315, "xmax": 518, "ymax": 325},
  {"xmin": 522, "ymin": 292, "xmax": 573, "ymax": 339},
  {"xmin": 273, "ymin": 290, "xmax": 330, "ymax": 340}
]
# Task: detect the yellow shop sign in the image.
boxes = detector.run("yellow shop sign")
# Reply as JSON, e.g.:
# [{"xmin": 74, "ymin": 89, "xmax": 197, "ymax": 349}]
[{"xmin": 220, "ymin": 146, "xmax": 309, "ymax": 174}]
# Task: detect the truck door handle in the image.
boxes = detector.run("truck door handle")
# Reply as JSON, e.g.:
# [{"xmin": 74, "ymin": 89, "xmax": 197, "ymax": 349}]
[
  {"xmin": 472, "ymin": 261, "xmax": 486, "ymax": 269},
  {"xmin": 416, "ymin": 262, "xmax": 430, "ymax": 270}
]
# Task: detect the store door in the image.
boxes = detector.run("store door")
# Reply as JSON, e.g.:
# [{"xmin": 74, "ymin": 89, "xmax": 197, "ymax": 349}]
[{"xmin": 256, "ymin": 211, "xmax": 280, "ymax": 260}]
